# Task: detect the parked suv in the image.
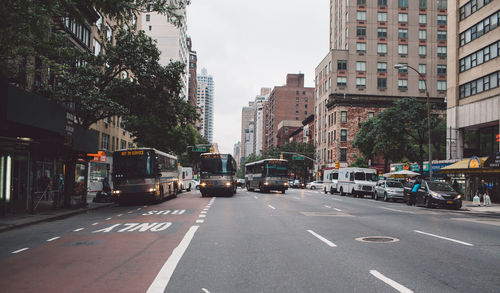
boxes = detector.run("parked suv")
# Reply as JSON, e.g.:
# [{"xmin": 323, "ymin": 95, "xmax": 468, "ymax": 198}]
[{"xmin": 374, "ymin": 180, "xmax": 405, "ymax": 201}]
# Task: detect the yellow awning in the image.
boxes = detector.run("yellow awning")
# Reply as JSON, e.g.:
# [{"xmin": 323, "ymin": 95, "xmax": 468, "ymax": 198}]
[{"xmin": 440, "ymin": 157, "xmax": 490, "ymax": 173}]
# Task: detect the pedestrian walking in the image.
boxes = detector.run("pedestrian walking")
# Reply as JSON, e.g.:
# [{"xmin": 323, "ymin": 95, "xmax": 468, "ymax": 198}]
[{"xmin": 410, "ymin": 178, "xmax": 421, "ymax": 206}]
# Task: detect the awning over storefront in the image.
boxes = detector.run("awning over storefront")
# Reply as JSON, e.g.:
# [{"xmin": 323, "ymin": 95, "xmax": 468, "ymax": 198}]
[{"xmin": 439, "ymin": 156, "xmax": 500, "ymax": 174}]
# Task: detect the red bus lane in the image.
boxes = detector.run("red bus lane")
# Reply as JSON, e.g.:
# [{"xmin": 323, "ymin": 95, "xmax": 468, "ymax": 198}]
[{"xmin": 0, "ymin": 193, "xmax": 209, "ymax": 293}]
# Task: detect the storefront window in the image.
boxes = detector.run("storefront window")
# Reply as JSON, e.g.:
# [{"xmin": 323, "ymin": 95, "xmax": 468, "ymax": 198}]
[{"xmin": 464, "ymin": 125, "xmax": 499, "ymax": 157}]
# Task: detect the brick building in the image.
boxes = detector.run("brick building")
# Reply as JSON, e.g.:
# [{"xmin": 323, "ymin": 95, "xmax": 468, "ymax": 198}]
[
  {"xmin": 315, "ymin": 0, "xmax": 447, "ymax": 170},
  {"xmin": 276, "ymin": 120, "xmax": 303, "ymax": 147},
  {"xmin": 263, "ymin": 74, "xmax": 314, "ymax": 151}
]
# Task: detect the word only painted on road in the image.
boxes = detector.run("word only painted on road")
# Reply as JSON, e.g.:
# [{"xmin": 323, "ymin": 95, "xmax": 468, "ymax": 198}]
[
  {"xmin": 142, "ymin": 210, "xmax": 186, "ymax": 215},
  {"xmin": 92, "ymin": 222, "xmax": 172, "ymax": 233}
]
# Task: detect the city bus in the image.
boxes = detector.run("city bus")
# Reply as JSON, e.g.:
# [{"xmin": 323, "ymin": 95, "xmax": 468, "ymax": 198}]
[
  {"xmin": 245, "ymin": 159, "xmax": 288, "ymax": 193},
  {"xmin": 112, "ymin": 148, "xmax": 179, "ymax": 204},
  {"xmin": 199, "ymin": 153, "xmax": 237, "ymax": 197}
]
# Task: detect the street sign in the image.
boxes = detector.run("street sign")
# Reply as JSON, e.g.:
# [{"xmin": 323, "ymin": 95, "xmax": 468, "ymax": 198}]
[
  {"xmin": 191, "ymin": 147, "xmax": 207, "ymax": 152},
  {"xmin": 292, "ymin": 156, "xmax": 305, "ymax": 160}
]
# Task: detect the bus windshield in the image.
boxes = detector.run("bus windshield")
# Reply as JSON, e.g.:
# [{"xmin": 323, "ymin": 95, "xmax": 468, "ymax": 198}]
[
  {"xmin": 201, "ymin": 154, "xmax": 235, "ymax": 175},
  {"xmin": 265, "ymin": 162, "xmax": 287, "ymax": 177},
  {"xmin": 113, "ymin": 152, "xmax": 154, "ymax": 178}
]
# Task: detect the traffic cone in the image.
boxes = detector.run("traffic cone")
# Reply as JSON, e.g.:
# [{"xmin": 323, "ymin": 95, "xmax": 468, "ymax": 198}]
[{"xmin": 472, "ymin": 194, "xmax": 480, "ymax": 206}]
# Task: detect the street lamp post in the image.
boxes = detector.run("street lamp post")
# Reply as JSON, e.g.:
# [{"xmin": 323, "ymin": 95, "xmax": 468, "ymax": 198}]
[{"xmin": 394, "ymin": 64, "xmax": 433, "ymax": 180}]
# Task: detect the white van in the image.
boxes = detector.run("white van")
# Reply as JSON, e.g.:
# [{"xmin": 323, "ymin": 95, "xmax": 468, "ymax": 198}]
[
  {"xmin": 323, "ymin": 169, "xmax": 339, "ymax": 194},
  {"xmin": 178, "ymin": 167, "xmax": 194, "ymax": 191},
  {"xmin": 337, "ymin": 167, "xmax": 378, "ymax": 197}
]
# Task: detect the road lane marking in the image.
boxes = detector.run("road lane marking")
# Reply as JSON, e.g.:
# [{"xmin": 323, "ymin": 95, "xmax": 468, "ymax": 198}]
[
  {"xmin": 137, "ymin": 208, "xmax": 142, "ymax": 210},
  {"xmin": 196, "ymin": 219, "xmax": 204, "ymax": 223},
  {"xmin": 451, "ymin": 217, "xmax": 500, "ymax": 227},
  {"xmin": 73, "ymin": 228, "xmax": 84, "ymax": 232},
  {"xmin": 380, "ymin": 207, "xmax": 414, "ymax": 214},
  {"xmin": 92, "ymin": 222, "xmax": 99, "ymax": 225},
  {"xmin": 324, "ymin": 205, "xmax": 331, "ymax": 208},
  {"xmin": 147, "ymin": 225, "xmax": 199, "ymax": 293},
  {"xmin": 370, "ymin": 270, "xmax": 413, "ymax": 293},
  {"xmin": 200, "ymin": 211, "xmax": 207, "ymax": 214},
  {"xmin": 12, "ymin": 248, "xmax": 29, "ymax": 254},
  {"xmin": 127, "ymin": 211, "xmax": 133, "ymax": 214},
  {"xmin": 294, "ymin": 197, "xmax": 300, "ymax": 200},
  {"xmin": 47, "ymin": 237, "xmax": 60, "ymax": 242},
  {"xmin": 331, "ymin": 198, "xmax": 342, "ymax": 201},
  {"xmin": 253, "ymin": 196, "xmax": 258, "ymax": 199},
  {"xmin": 414, "ymin": 230, "xmax": 474, "ymax": 246},
  {"xmin": 333, "ymin": 208, "xmax": 342, "ymax": 212},
  {"xmin": 106, "ymin": 217, "xmax": 112, "ymax": 220},
  {"xmin": 202, "ymin": 288, "xmax": 210, "ymax": 293},
  {"xmin": 307, "ymin": 230, "xmax": 337, "ymax": 247},
  {"xmin": 117, "ymin": 214, "xmax": 123, "ymax": 217},
  {"xmin": 268, "ymin": 204, "xmax": 276, "ymax": 210},
  {"xmin": 199, "ymin": 214, "xmax": 206, "ymax": 218}
]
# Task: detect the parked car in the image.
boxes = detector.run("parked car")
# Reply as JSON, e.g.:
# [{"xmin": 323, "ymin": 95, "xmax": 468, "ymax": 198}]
[
  {"xmin": 237, "ymin": 179, "xmax": 245, "ymax": 188},
  {"xmin": 306, "ymin": 181, "xmax": 324, "ymax": 190},
  {"xmin": 403, "ymin": 180, "xmax": 462, "ymax": 209},
  {"xmin": 291, "ymin": 179, "xmax": 304, "ymax": 188},
  {"xmin": 374, "ymin": 180, "xmax": 405, "ymax": 201}
]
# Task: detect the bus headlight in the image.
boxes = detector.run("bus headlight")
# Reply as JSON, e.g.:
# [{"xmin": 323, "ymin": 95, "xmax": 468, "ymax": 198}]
[
  {"xmin": 200, "ymin": 182, "xmax": 207, "ymax": 187},
  {"xmin": 284, "ymin": 182, "xmax": 288, "ymax": 186},
  {"xmin": 264, "ymin": 182, "xmax": 269, "ymax": 186},
  {"xmin": 148, "ymin": 188, "xmax": 156, "ymax": 193},
  {"xmin": 225, "ymin": 182, "xmax": 231, "ymax": 187},
  {"xmin": 112, "ymin": 190, "xmax": 121, "ymax": 195}
]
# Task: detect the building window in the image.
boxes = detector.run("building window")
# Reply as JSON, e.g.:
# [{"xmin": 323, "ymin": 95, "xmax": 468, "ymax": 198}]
[
  {"xmin": 96, "ymin": 12, "xmax": 102, "ymax": 30},
  {"xmin": 398, "ymin": 29, "xmax": 408, "ymax": 39},
  {"xmin": 357, "ymin": 26, "xmax": 366, "ymax": 36},
  {"xmin": 377, "ymin": 78, "xmax": 387, "ymax": 89},
  {"xmin": 377, "ymin": 43, "xmax": 387, "ymax": 54},
  {"xmin": 296, "ymin": 104, "xmax": 299, "ymax": 108},
  {"xmin": 93, "ymin": 38, "xmax": 101, "ymax": 56},
  {"xmin": 378, "ymin": 12, "xmax": 387, "ymax": 22},
  {"xmin": 459, "ymin": 40, "xmax": 499, "ymax": 72},
  {"xmin": 296, "ymin": 97, "xmax": 300, "ymax": 102},
  {"xmin": 398, "ymin": 79, "xmax": 408, "ymax": 89},
  {"xmin": 459, "ymin": 71, "xmax": 498, "ymax": 98},
  {"xmin": 101, "ymin": 133, "xmax": 110, "ymax": 150},
  {"xmin": 437, "ymin": 0, "xmax": 447, "ymax": 9},
  {"xmin": 368, "ymin": 112, "xmax": 375, "ymax": 119},
  {"xmin": 459, "ymin": 12, "xmax": 499, "ymax": 47},
  {"xmin": 437, "ymin": 64, "xmax": 447, "ymax": 75},
  {"xmin": 105, "ymin": 23, "xmax": 112, "ymax": 42},
  {"xmin": 460, "ymin": 0, "xmax": 492, "ymax": 21},
  {"xmin": 146, "ymin": 14, "xmax": 151, "ymax": 21},
  {"xmin": 437, "ymin": 81, "xmax": 447, "ymax": 91},
  {"xmin": 120, "ymin": 139, "xmax": 127, "ymax": 149},
  {"xmin": 356, "ymin": 77, "xmax": 366, "ymax": 87},
  {"xmin": 357, "ymin": 11, "xmax": 367, "ymax": 21},
  {"xmin": 357, "ymin": 0, "xmax": 366, "ymax": 4},
  {"xmin": 437, "ymin": 46, "xmax": 447, "ymax": 57},
  {"xmin": 377, "ymin": 62, "xmax": 387, "ymax": 72},
  {"xmin": 399, "ymin": 0, "xmax": 408, "ymax": 8},
  {"xmin": 337, "ymin": 60, "xmax": 347, "ymax": 70},
  {"xmin": 419, "ymin": 80, "xmax": 426, "ymax": 90},
  {"xmin": 398, "ymin": 13, "xmax": 408, "ymax": 23},
  {"xmin": 419, "ymin": 30, "xmax": 427, "ymax": 40},
  {"xmin": 341, "ymin": 129, "xmax": 347, "ymax": 142},
  {"xmin": 398, "ymin": 45, "xmax": 408, "ymax": 55},
  {"xmin": 437, "ymin": 31, "xmax": 447, "ymax": 41},
  {"xmin": 419, "ymin": 45, "xmax": 427, "ymax": 56},
  {"xmin": 377, "ymin": 28, "xmax": 387, "ymax": 38},
  {"xmin": 149, "ymin": 25, "xmax": 152, "ymax": 31},
  {"xmin": 419, "ymin": 14, "xmax": 427, "ymax": 24},
  {"xmin": 356, "ymin": 43, "xmax": 366, "ymax": 52},
  {"xmin": 378, "ymin": 0, "xmax": 387, "ymax": 6},
  {"xmin": 337, "ymin": 77, "xmax": 347, "ymax": 86},
  {"xmin": 418, "ymin": 64, "xmax": 427, "ymax": 74},
  {"xmin": 419, "ymin": 0, "xmax": 427, "ymax": 9},
  {"xmin": 340, "ymin": 149, "xmax": 347, "ymax": 162},
  {"xmin": 398, "ymin": 63, "xmax": 408, "ymax": 73},
  {"xmin": 341, "ymin": 111, "xmax": 347, "ymax": 123},
  {"xmin": 356, "ymin": 61, "xmax": 366, "ymax": 72},
  {"xmin": 437, "ymin": 15, "xmax": 447, "ymax": 25}
]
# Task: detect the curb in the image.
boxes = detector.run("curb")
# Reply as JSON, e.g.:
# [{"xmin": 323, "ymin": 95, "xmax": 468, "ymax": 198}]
[{"xmin": 0, "ymin": 203, "xmax": 116, "ymax": 233}]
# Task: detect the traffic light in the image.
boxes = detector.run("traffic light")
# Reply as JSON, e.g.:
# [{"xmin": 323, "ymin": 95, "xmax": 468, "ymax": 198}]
[
  {"xmin": 335, "ymin": 161, "xmax": 340, "ymax": 169},
  {"xmin": 497, "ymin": 134, "xmax": 499, "ymax": 142},
  {"xmin": 280, "ymin": 153, "xmax": 283, "ymax": 160}
]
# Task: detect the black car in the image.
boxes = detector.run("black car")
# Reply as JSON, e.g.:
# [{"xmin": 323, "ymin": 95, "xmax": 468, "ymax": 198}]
[{"xmin": 404, "ymin": 180, "xmax": 462, "ymax": 209}]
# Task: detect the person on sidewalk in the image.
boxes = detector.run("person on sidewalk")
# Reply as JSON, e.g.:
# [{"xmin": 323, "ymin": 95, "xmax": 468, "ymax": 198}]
[
  {"xmin": 477, "ymin": 179, "xmax": 487, "ymax": 202},
  {"xmin": 410, "ymin": 178, "xmax": 421, "ymax": 206}
]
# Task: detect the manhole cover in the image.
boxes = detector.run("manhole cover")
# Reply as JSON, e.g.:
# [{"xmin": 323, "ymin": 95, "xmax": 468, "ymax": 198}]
[{"xmin": 355, "ymin": 236, "xmax": 399, "ymax": 243}]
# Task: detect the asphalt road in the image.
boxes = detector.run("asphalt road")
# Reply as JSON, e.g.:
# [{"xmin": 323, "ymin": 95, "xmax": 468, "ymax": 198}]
[{"xmin": 1, "ymin": 188, "xmax": 499, "ymax": 293}]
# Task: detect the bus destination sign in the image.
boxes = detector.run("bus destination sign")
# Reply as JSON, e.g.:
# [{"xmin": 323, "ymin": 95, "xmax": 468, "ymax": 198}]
[
  {"xmin": 202, "ymin": 154, "xmax": 221, "ymax": 159},
  {"xmin": 121, "ymin": 150, "xmax": 145, "ymax": 156}
]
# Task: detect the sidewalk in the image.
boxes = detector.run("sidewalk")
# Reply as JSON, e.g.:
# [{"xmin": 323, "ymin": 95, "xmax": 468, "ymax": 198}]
[
  {"xmin": 460, "ymin": 200, "xmax": 500, "ymax": 215},
  {"xmin": 0, "ymin": 194, "xmax": 115, "ymax": 233}
]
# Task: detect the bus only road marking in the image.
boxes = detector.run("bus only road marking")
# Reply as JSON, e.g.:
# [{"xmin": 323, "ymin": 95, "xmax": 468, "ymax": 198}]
[{"xmin": 92, "ymin": 222, "xmax": 173, "ymax": 233}]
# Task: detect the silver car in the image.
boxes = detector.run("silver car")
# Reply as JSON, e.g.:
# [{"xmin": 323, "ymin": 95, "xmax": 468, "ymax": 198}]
[{"xmin": 374, "ymin": 180, "xmax": 405, "ymax": 201}]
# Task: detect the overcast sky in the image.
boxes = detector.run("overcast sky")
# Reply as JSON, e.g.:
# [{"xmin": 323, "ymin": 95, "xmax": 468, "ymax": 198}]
[{"xmin": 187, "ymin": 0, "xmax": 329, "ymax": 154}]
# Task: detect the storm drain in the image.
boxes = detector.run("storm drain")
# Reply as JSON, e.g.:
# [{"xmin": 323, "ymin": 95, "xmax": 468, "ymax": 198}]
[{"xmin": 355, "ymin": 236, "xmax": 399, "ymax": 243}]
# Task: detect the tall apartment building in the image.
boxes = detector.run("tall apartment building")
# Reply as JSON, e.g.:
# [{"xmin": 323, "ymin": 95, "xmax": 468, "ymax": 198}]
[
  {"xmin": 240, "ymin": 105, "xmax": 255, "ymax": 164},
  {"xmin": 315, "ymin": 0, "xmax": 448, "ymax": 170},
  {"xmin": 447, "ymin": 0, "xmax": 500, "ymax": 159},
  {"xmin": 263, "ymin": 74, "xmax": 314, "ymax": 151},
  {"xmin": 197, "ymin": 68, "xmax": 215, "ymax": 142},
  {"xmin": 187, "ymin": 37, "xmax": 197, "ymax": 107},
  {"xmin": 253, "ymin": 88, "xmax": 271, "ymax": 155},
  {"xmin": 142, "ymin": 2, "xmax": 189, "ymax": 98}
]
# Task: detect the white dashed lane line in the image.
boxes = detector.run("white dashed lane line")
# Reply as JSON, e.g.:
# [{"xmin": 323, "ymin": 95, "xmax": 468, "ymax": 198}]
[
  {"xmin": 324, "ymin": 205, "xmax": 331, "ymax": 208},
  {"xmin": 196, "ymin": 219, "xmax": 204, "ymax": 224},
  {"xmin": 268, "ymin": 204, "xmax": 276, "ymax": 210},
  {"xmin": 380, "ymin": 207, "xmax": 415, "ymax": 214},
  {"xmin": 307, "ymin": 230, "xmax": 337, "ymax": 247},
  {"xmin": 333, "ymin": 208, "xmax": 342, "ymax": 212},
  {"xmin": 117, "ymin": 214, "xmax": 123, "ymax": 217},
  {"xmin": 106, "ymin": 217, "xmax": 112, "ymax": 220},
  {"xmin": 11, "ymin": 248, "xmax": 29, "ymax": 254},
  {"xmin": 414, "ymin": 230, "xmax": 474, "ymax": 246},
  {"xmin": 370, "ymin": 270, "xmax": 413, "ymax": 293},
  {"xmin": 47, "ymin": 237, "xmax": 60, "ymax": 242},
  {"xmin": 73, "ymin": 228, "xmax": 84, "ymax": 232},
  {"xmin": 199, "ymin": 214, "xmax": 206, "ymax": 218},
  {"xmin": 92, "ymin": 222, "xmax": 99, "ymax": 226}
]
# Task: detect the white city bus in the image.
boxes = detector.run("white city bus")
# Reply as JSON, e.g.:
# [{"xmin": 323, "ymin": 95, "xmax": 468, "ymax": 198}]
[
  {"xmin": 245, "ymin": 159, "xmax": 289, "ymax": 193},
  {"xmin": 199, "ymin": 153, "xmax": 237, "ymax": 197},
  {"xmin": 112, "ymin": 148, "xmax": 179, "ymax": 204}
]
